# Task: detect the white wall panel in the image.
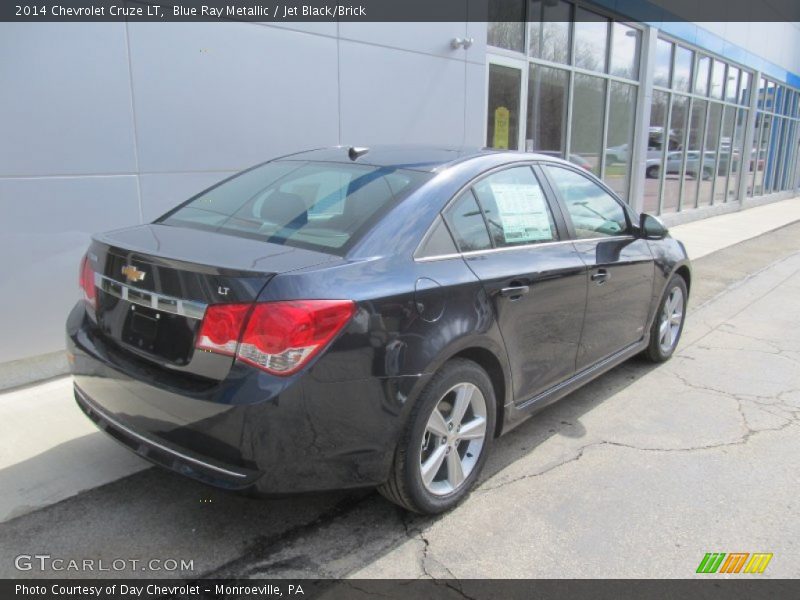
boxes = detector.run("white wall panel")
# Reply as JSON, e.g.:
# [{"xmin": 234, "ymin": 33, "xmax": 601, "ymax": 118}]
[
  {"xmin": 127, "ymin": 22, "xmax": 340, "ymax": 173},
  {"xmin": 0, "ymin": 176, "xmax": 140, "ymax": 362},
  {"xmin": 0, "ymin": 23, "xmax": 137, "ymax": 177}
]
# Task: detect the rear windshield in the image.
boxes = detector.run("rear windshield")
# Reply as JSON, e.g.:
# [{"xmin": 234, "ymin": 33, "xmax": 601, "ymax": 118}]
[{"xmin": 158, "ymin": 161, "xmax": 431, "ymax": 255}]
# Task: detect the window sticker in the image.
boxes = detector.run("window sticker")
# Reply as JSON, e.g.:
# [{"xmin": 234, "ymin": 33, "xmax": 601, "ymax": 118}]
[{"xmin": 490, "ymin": 183, "xmax": 554, "ymax": 243}]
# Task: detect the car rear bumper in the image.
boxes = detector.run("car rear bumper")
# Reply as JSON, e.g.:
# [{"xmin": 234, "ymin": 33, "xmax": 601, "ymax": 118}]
[
  {"xmin": 74, "ymin": 383, "xmax": 259, "ymax": 489},
  {"xmin": 67, "ymin": 302, "xmax": 430, "ymax": 494}
]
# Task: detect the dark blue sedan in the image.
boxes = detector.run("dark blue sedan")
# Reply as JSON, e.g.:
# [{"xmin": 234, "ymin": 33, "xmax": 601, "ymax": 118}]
[{"xmin": 67, "ymin": 146, "xmax": 690, "ymax": 514}]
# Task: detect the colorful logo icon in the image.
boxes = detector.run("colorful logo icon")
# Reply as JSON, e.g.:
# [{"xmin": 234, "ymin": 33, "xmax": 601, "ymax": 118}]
[{"xmin": 696, "ymin": 552, "xmax": 773, "ymax": 574}]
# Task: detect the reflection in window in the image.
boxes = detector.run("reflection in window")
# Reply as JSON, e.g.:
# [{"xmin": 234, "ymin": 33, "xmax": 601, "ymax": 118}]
[
  {"xmin": 739, "ymin": 72, "xmax": 752, "ymax": 105},
  {"xmin": 715, "ymin": 106, "xmax": 736, "ymax": 204},
  {"xmin": 663, "ymin": 95, "xmax": 688, "ymax": 213},
  {"xmin": 694, "ymin": 56, "xmax": 710, "ymax": 96},
  {"xmin": 645, "ymin": 90, "xmax": 670, "ymax": 213},
  {"xmin": 754, "ymin": 113, "xmax": 773, "ymax": 195},
  {"xmin": 472, "ymin": 167, "xmax": 558, "ymax": 247},
  {"xmin": 528, "ymin": 0, "xmax": 571, "ymax": 64},
  {"xmin": 710, "ymin": 60, "xmax": 726, "ymax": 100},
  {"xmin": 683, "ymin": 99, "xmax": 708, "ymax": 208},
  {"xmin": 725, "ymin": 67, "xmax": 740, "ymax": 103},
  {"xmin": 526, "ymin": 64, "xmax": 568, "ymax": 153},
  {"xmin": 673, "ymin": 46, "xmax": 693, "ymax": 93},
  {"xmin": 610, "ymin": 23, "xmax": 640, "ymax": 80},
  {"xmin": 444, "ymin": 191, "xmax": 492, "ymax": 252},
  {"xmin": 487, "ymin": 0, "xmax": 525, "ymax": 52},
  {"xmin": 698, "ymin": 102, "xmax": 723, "ymax": 206},
  {"xmin": 573, "ymin": 8, "xmax": 609, "ymax": 73},
  {"xmin": 570, "ymin": 74, "xmax": 606, "ymax": 176},
  {"xmin": 653, "ymin": 39, "xmax": 673, "ymax": 88},
  {"xmin": 545, "ymin": 166, "xmax": 628, "ymax": 239},
  {"xmin": 727, "ymin": 108, "xmax": 748, "ymax": 201},
  {"xmin": 604, "ymin": 82, "xmax": 637, "ymax": 201}
]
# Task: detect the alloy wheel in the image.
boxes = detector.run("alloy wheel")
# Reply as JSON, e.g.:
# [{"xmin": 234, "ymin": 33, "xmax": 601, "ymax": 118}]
[
  {"xmin": 419, "ymin": 382, "xmax": 487, "ymax": 495},
  {"xmin": 658, "ymin": 286, "xmax": 684, "ymax": 353}
]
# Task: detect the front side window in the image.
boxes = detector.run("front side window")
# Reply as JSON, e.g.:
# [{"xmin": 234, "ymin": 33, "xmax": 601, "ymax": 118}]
[
  {"xmin": 159, "ymin": 161, "xmax": 430, "ymax": 255},
  {"xmin": 545, "ymin": 166, "xmax": 629, "ymax": 239},
  {"xmin": 472, "ymin": 166, "xmax": 558, "ymax": 247}
]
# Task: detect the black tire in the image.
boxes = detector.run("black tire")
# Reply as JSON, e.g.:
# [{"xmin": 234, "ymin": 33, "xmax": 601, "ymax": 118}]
[
  {"xmin": 378, "ymin": 359, "xmax": 496, "ymax": 514},
  {"xmin": 645, "ymin": 165, "xmax": 659, "ymax": 179},
  {"xmin": 644, "ymin": 274, "xmax": 688, "ymax": 363}
]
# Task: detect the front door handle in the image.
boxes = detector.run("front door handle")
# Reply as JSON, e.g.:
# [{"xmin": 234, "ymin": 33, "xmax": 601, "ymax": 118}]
[
  {"xmin": 591, "ymin": 269, "xmax": 610, "ymax": 284},
  {"xmin": 499, "ymin": 285, "xmax": 530, "ymax": 299}
]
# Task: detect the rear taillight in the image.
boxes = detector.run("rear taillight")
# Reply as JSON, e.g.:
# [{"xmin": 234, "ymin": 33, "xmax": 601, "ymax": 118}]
[
  {"xmin": 196, "ymin": 304, "xmax": 252, "ymax": 356},
  {"xmin": 196, "ymin": 300, "xmax": 355, "ymax": 376},
  {"xmin": 79, "ymin": 253, "xmax": 96, "ymax": 309}
]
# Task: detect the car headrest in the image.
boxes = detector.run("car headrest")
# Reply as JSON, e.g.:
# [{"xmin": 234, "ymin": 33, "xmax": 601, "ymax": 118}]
[{"xmin": 262, "ymin": 191, "xmax": 308, "ymax": 229}]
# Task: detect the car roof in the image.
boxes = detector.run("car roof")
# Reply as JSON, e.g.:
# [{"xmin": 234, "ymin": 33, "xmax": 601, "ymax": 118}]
[{"xmin": 275, "ymin": 145, "xmax": 571, "ymax": 173}]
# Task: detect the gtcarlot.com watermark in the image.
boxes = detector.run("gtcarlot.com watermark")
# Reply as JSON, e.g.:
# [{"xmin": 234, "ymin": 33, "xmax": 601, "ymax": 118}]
[{"xmin": 15, "ymin": 554, "xmax": 194, "ymax": 573}]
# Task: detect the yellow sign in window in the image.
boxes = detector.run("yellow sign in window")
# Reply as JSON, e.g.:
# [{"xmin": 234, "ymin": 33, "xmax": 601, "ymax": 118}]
[{"xmin": 493, "ymin": 106, "xmax": 510, "ymax": 149}]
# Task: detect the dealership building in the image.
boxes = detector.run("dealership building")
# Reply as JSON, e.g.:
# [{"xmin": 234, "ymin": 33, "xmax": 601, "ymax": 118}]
[{"xmin": 1, "ymin": 1, "xmax": 799, "ymax": 383}]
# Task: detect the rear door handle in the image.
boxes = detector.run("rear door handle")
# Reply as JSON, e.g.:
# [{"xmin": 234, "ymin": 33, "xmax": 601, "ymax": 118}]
[
  {"xmin": 499, "ymin": 285, "xmax": 530, "ymax": 299},
  {"xmin": 591, "ymin": 269, "xmax": 610, "ymax": 284}
]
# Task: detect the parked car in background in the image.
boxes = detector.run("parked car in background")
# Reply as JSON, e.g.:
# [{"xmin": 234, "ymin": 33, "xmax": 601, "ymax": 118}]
[
  {"xmin": 68, "ymin": 146, "xmax": 691, "ymax": 514},
  {"xmin": 646, "ymin": 150, "xmax": 727, "ymax": 179}
]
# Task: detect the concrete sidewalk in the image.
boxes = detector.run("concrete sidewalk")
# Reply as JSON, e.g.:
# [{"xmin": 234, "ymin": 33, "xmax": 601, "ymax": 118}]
[
  {"xmin": 669, "ymin": 195, "xmax": 800, "ymax": 260},
  {"xmin": 1, "ymin": 195, "xmax": 799, "ymax": 525}
]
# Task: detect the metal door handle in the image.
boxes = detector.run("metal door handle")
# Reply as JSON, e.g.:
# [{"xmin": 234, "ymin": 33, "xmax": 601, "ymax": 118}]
[
  {"xmin": 499, "ymin": 285, "xmax": 530, "ymax": 298},
  {"xmin": 591, "ymin": 269, "xmax": 610, "ymax": 284}
]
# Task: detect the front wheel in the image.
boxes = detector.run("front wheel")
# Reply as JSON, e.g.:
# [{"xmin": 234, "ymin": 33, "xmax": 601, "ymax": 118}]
[
  {"xmin": 644, "ymin": 275, "xmax": 688, "ymax": 362},
  {"xmin": 378, "ymin": 359, "xmax": 496, "ymax": 514}
]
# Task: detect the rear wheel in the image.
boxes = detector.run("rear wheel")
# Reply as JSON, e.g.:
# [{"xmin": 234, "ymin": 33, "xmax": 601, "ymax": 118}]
[
  {"xmin": 644, "ymin": 274, "xmax": 688, "ymax": 362},
  {"xmin": 645, "ymin": 165, "xmax": 660, "ymax": 179},
  {"xmin": 378, "ymin": 359, "xmax": 496, "ymax": 514}
]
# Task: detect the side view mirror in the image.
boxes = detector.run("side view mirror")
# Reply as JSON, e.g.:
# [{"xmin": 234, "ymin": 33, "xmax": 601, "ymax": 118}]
[{"xmin": 639, "ymin": 213, "xmax": 668, "ymax": 240}]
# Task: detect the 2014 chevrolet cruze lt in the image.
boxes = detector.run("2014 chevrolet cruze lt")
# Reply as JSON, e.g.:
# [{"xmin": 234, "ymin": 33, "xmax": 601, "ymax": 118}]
[{"xmin": 67, "ymin": 146, "xmax": 690, "ymax": 514}]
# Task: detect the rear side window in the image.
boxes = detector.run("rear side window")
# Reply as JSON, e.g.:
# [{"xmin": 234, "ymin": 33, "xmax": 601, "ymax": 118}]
[
  {"xmin": 544, "ymin": 165, "xmax": 629, "ymax": 239},
  {"xmin": 159, "ymin": 161, "xmax": 430, "ymax": 255},
  {"xmin": 471, "ymin": 166, "xmax": 557, "ymax": 247},
  {"xmin": 444, "ymin": 191, "xmax": 492, "ymax": 252}
]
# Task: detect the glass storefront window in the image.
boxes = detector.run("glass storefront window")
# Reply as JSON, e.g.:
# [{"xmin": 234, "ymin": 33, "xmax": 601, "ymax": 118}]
[
  {"xmin": 570, "ymin": 73, "xmax": 606, "ymax": 175},
  {"xmin": 753, "ymin": 113, "xmax": 771, "ymax": 195},
  {"xmin": 699, "ymin": 102, "xmax": 723, "ymax": 206},
  {"xmin": 487, "ymin": 64, "xmax": 522, "ymax": 150},
  {"xmin": 653, "ymin": 39, "xmax": 673, "ymax": 88},
  {"xmin": 716, "ymin": 106, "xmax": 736, "ymax": 204},
  {"xmin": 725, "ymin": 66, "xmax": 740, "ymax": 103},
  {"xmin": 727, "ymin": 108, "xmax": 748, "ymax": 201},
  {"xmin": 694, "ymin": 55, "xmax": 711, "ymax": 96},
  {"xmin": 710, "ymin": 60, "xmax": 726, "ymax": 100},
  {"xmin": 673, "ymin": 46, "xmax": 693, "ymax": 93},
  {"xmin": 487, "ymin": 0, "xmax": 526, "ymax": 53},
  {"xmin": 663, "ymin": 95, "xmax": 688, "ymax": 212},
  {"xmin": 683, "ymin": 99, "xmax": 708, "ymax": 208},
  {"xmin": 739, "ymin": 71, "xmax": 752, "ymax": 105},
  {"xmin": 645, "ymin": 90, "xmax": 669, "ymax": 213},
  {"xmin": 604, "ymin": 81, "xmax": 637, "ymax": 200},
  {"xmin": 573, "ymin": 8, "xmax": 609, "ymax": 73},
  {"xmin": 526, "ymin": 64, "xmax": 569, "ymax": 153},
  {"xmin": 528, "ymin": 0, "xmax": 571, "ymax": 64},
  {"xmin": 610, "ymin": 23, "xmax": 640, "ymax": 80}
]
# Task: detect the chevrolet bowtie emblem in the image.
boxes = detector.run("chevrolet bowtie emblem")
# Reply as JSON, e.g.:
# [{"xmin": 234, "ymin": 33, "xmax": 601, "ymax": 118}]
[{"xmin": 121, "ymin": 265, "xmax": 146, "ymax": 282}]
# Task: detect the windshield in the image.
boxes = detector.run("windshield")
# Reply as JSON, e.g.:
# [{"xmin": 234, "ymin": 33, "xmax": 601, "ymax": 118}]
[{"xmin": 158, "ymin": 161, "xmax": 430, "ymax": 255}]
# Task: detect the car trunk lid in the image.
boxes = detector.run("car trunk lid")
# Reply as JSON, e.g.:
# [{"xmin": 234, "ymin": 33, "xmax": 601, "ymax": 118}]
[{"xmin": 86, "ymin": 224, "xmax": 338, "ymax": 378}]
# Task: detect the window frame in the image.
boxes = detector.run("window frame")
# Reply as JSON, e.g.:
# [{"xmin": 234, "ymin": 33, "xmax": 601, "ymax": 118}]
[{"xmin": 538, "ymin": 161, "xmax": 637, "ymax": 241}]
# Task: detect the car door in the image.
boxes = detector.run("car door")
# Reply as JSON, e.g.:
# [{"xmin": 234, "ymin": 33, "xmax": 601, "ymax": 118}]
[
  {"xmin": 541, "ymin": 164, "xmax": 655, "ymax": 370},
  {"xmin": 443, "ymin": 165, "xmax": 587, "ymax": 403}
]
